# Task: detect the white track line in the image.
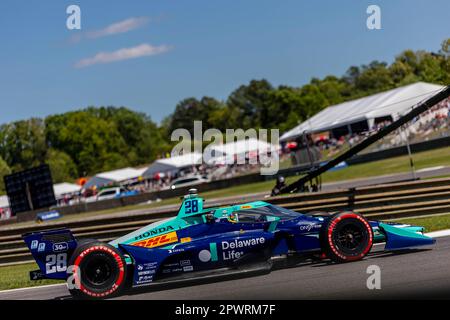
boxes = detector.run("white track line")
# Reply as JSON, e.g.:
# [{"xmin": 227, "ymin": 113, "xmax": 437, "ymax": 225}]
[
  {"xmin": 416, "ymin": 166, "xmax": 445, "ymax": 172},
  {"xmin": 0, "ymin": 283, "xmax": 66, "ymax": 294},
  {"xmin": 1, "ymin": 229, "xmax": 450, "ymax": 295},
  {"xmin": 425, "ymin": 229, "xmax": 450, "ymax": 238}
]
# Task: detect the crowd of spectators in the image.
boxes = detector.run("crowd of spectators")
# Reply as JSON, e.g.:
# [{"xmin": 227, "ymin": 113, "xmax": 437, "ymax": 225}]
[{"xmin": 288, "ymin": 98, "xmax": 450, "ymax": 165}]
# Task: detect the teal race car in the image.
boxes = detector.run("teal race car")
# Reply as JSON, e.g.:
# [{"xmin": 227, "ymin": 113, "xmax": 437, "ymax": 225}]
[{"xmin": 23, "ymin": 189, "xmax": 435, "ymax": 299}]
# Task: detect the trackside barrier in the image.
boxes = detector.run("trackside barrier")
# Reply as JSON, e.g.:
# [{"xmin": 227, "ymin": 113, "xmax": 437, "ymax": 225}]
[{"xmin": 1, "ymin": 177, "xmax": 450, "ymax": 266}]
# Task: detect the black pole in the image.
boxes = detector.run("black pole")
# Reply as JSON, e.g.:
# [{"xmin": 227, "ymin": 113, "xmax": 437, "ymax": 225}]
[{"xmin": 279, "ymin": 85, "xmax": 450, "ymax": 194}]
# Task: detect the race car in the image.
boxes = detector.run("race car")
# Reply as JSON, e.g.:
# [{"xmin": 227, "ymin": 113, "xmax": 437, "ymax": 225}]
[{"xmin": 23, "ymin": 189, "xmax": 435, "ymax": 299}]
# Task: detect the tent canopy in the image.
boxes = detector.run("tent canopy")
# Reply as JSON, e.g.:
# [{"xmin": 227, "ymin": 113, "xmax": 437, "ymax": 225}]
[
  {"xmin": 210, "ymin": 138, "xmax": 276, "ymax": 157},
  {"xmin": 143, "ymin": 153, "xmax": 203, "ymax": 178},
  {"xmin": 280, "ymin": 82, "xmax": 445, "ymax": 141},
  {"xmin": 53, "ymin": 182, "xmax": 81, "ymax": 198},
  {"xmin": 84, "ymin": 167, "xmax": 147, "ymax": 189},
  {"xmin": 0, "ymin": 195, "xmax": 9, "ymax": 208}
]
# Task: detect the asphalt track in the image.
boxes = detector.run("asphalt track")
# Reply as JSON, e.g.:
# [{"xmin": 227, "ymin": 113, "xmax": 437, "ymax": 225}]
[{"xmin": 1, "ymin": 235, "xmax": 450, "ymax": 300}]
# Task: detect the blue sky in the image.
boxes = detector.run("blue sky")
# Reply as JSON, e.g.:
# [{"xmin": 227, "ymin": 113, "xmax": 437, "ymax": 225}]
[{"xmin": 0, "ymin": 0, "xmax": 449, "ymax": 125}]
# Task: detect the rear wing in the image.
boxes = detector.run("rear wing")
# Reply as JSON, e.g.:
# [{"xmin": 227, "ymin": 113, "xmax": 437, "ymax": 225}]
[{"xmin": 22, "ymin": 228, "xmax": 77, "ymax": 280}]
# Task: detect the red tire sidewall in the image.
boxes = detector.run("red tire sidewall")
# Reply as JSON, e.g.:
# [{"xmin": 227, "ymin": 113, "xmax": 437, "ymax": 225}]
[
  {"xmin": 73, "ymin": 245, "xmax": 125, "ymax": 298},
  {"xmin": 326, "ymin": 212, "xmax": 373, "ymax": 262}
]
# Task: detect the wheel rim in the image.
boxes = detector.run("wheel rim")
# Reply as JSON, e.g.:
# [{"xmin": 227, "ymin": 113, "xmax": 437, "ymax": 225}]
[
  {"xmin": 83, "ymin": 255, "xmax": 116, "ymax": 287},
  {"xmin": 332, "ymin": 219, "xmax": 369, "ymax": 255}
]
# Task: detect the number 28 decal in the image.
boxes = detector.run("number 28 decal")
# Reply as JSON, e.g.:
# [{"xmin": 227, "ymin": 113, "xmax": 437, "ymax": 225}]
[
  {"xmin": 185, "ymin": 199, "xmax": 199, "ymax": 214},
  {"xmin": 46, "ymin": 253, "xmax": 67, "ymax": 274}
]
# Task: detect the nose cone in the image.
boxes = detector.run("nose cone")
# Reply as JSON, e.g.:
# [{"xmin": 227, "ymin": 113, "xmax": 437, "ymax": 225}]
[{"xmin": 380, "ymin": 222, "xmax": 435, "ymax": 250}]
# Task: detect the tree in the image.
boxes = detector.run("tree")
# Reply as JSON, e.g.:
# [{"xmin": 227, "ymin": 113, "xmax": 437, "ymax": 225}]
[
  {"xmin": 0, "ymin": 157, "xmax": 11, "ymax": 194},
  {"xmin": 46, "ymin": 149, "xmax": 78, "ymax": 183},
  {"xmin": 45, "ymin": 111, "xmax": 129, "ymax": 175},
  {"xmin": 266, "ymin": 86, "xmax": 303, "ymax": 130},
  {"xmin": 86, "ymin": 106, "xmax": 169, "ymax": 165},
  {"xmin": 167, "ymin": 97, "xmax": 224, "ymax": 134},
  {"xmin": 0, "ymin": 118, "xmax": 47, "ymax": 172},
  {"xmin": 439, "ymin": 38, "xmax": 450, "ymax": 84},
  {"xmin": 226, "ymin": 79, "xmax": 275, "ymax": 129},
  {"xmin": 354, "ymin": 61, "xmax": 394, "ymax": 94}
]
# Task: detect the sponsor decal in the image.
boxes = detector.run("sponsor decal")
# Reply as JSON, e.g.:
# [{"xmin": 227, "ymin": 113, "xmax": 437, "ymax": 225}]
[
  {"xmin": 132, "ymin": 231, "xmax": 178, "ymax": 248},
  {"xmin": 136, "ymin": 262, "xmax": 158, "ymax": 272},
  {"xmin": 240, "ymin": 205, "xmax": 252, "ymax": 209},
  {"xmin": 52, "ymin": 242, "xmax": 68, "ymax": 252},
  {"xmin": 180, "ymin": 237, "xmax": 192, "ymax": 243},
  {"xmin": 38, "ymin": 243, "xmax": 46, "ymax": 252},
  {"xmin": 136, "ymin": 274, "xmax": 153, "ymax": 284},
  {"xmin": 198, "ymin": 243, "xmax": 218, "ymax": 262},
  {"xmin": 199, "ymin": 238, "xmax": 267, "ymax": 263},
  {"xmin": 143, "ymin": 262, "xmax": 158, "ymax": 268},
  {"xmin": 221, "ymin": 237, "xmax": 265, "ymax": 250},
  {"xmin": 198, "ymin": 249, "xmax": 212, "ymax": 262},
  {"xmin": 299, "ymin": 224, "xmax": 322, "ymax": 232},
  {"xmin": 168, "ymin": 248, "xmax": 184, "ymax": 253},
  {"xmin": 180, "ymin": 260, "xmax": 191, "ymax": 266},
  {"xmin": 30, "ymin": 270, "xmax": 44, "ymax": 280},
  {"xmin": 183, "ymin": 265, "xmax": 193, "ymax": 272},
  {"xmin": 138, "ymin": 270, "xmax": 155, "ymax": 276},
  {"xmin": 30, "ymin": 240, "xmax": 39, "ymax": 250},
  {"xmin": 223, "ymin": 250, "xmax": 243, "ymax": 260},
  {"xmin": 164, "ymin": 262, "xmax": 179, "ymax": 267},
  {"xmin": 134, "ymin": 226, "xmax": 174, "ymax": 241}
]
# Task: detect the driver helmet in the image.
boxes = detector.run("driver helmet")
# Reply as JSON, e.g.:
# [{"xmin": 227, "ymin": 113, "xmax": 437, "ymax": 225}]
[{"xmin": 228, "ymin": 212, "xmax": 238, "ymax": 223}]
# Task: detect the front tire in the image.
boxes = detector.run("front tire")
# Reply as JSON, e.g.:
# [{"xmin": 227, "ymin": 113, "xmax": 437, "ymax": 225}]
[
  {"xmin": 68, "ymin": 241, "xmax": 127, "ymax": 299},
  {"xmin": 321, "ymin": 212, "xmax": 373, "ymax": 263}
]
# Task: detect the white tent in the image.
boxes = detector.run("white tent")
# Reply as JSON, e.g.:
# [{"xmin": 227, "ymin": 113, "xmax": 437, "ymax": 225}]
[
  {"xmin": 53, "ymin": 182, "xmax": 81, "ymax": 199},
  {"xmin": 84, "ymin": 167, "xmax": 147, "ymax": 189},
  {"xmin": 280, "ymin": 82, "xmax": 445, "ymax": 141},
  {"xmin": 210, "ymin": 138, "xmax": 277, "ymax": 157},
  {"xmin": 0, "ymin": 195, "xmax": 9, "ymax": 209},
  {"xmin": 143, "ymin": 153, "xmax": 203, "ymax": 178},
  {"xmin": 155, "ymin": 152, "xmax": 203, "ymax": 168}
]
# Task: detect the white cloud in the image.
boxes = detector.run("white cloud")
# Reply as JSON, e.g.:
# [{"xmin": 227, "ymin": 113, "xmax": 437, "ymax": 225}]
[
  {"xmin": 70, "ymin": 17, "xmax": 149, "ymax": 43},
  {"xmin": 75, "ymin": 43, "xmax": 172, "ymax": 68},
  {"xmin": 87, "ymin": 17, "xmax": 149, "ymax": 39}
]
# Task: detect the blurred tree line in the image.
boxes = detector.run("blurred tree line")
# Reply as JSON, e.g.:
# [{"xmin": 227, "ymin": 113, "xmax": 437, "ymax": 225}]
[{"xmin": 0, "ymin": 39, "xmax": 448, "ymax": 193}]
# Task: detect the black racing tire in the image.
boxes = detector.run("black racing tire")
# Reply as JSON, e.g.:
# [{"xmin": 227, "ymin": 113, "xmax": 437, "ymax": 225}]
[
  {"xmin": 320, "ymin": 212, "xmax": 373, "ymax": 263},
  {"xmin": 67, "ymin": 241, "xmax": 127, "ymax": 299}
]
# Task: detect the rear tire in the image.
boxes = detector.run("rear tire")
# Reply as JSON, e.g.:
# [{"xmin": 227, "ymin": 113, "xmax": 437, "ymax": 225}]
[
  {"xmin": 68, "ymin": 241, "xmax": 127, "ymax": 299},
  {"xmin": 321, "ymin": 212, "xmax": 373, "ymax": 263}
]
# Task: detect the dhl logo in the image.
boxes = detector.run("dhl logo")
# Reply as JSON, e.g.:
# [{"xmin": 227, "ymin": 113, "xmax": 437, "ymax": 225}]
[{"xmin": 132, "ymin": 231, "xmax": 178, "ymax": 248}]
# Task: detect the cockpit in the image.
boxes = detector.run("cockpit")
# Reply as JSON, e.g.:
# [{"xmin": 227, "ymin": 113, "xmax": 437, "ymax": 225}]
[{"xmin": 226, "ymin": 205, "xmax": 301, "ymax": 223}]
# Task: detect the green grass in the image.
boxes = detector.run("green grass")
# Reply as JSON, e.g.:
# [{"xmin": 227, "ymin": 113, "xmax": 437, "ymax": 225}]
[
  {"xmin": 0, "ymin": 262, "xmax": 63, "ymax": 291},
  {"xmin": 393, "ymin": 212, "xmax": 450, "ymax": 233},
  {"xmin": 320, "ymin": 145, "xmax": 450, "ymax": 183}
]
